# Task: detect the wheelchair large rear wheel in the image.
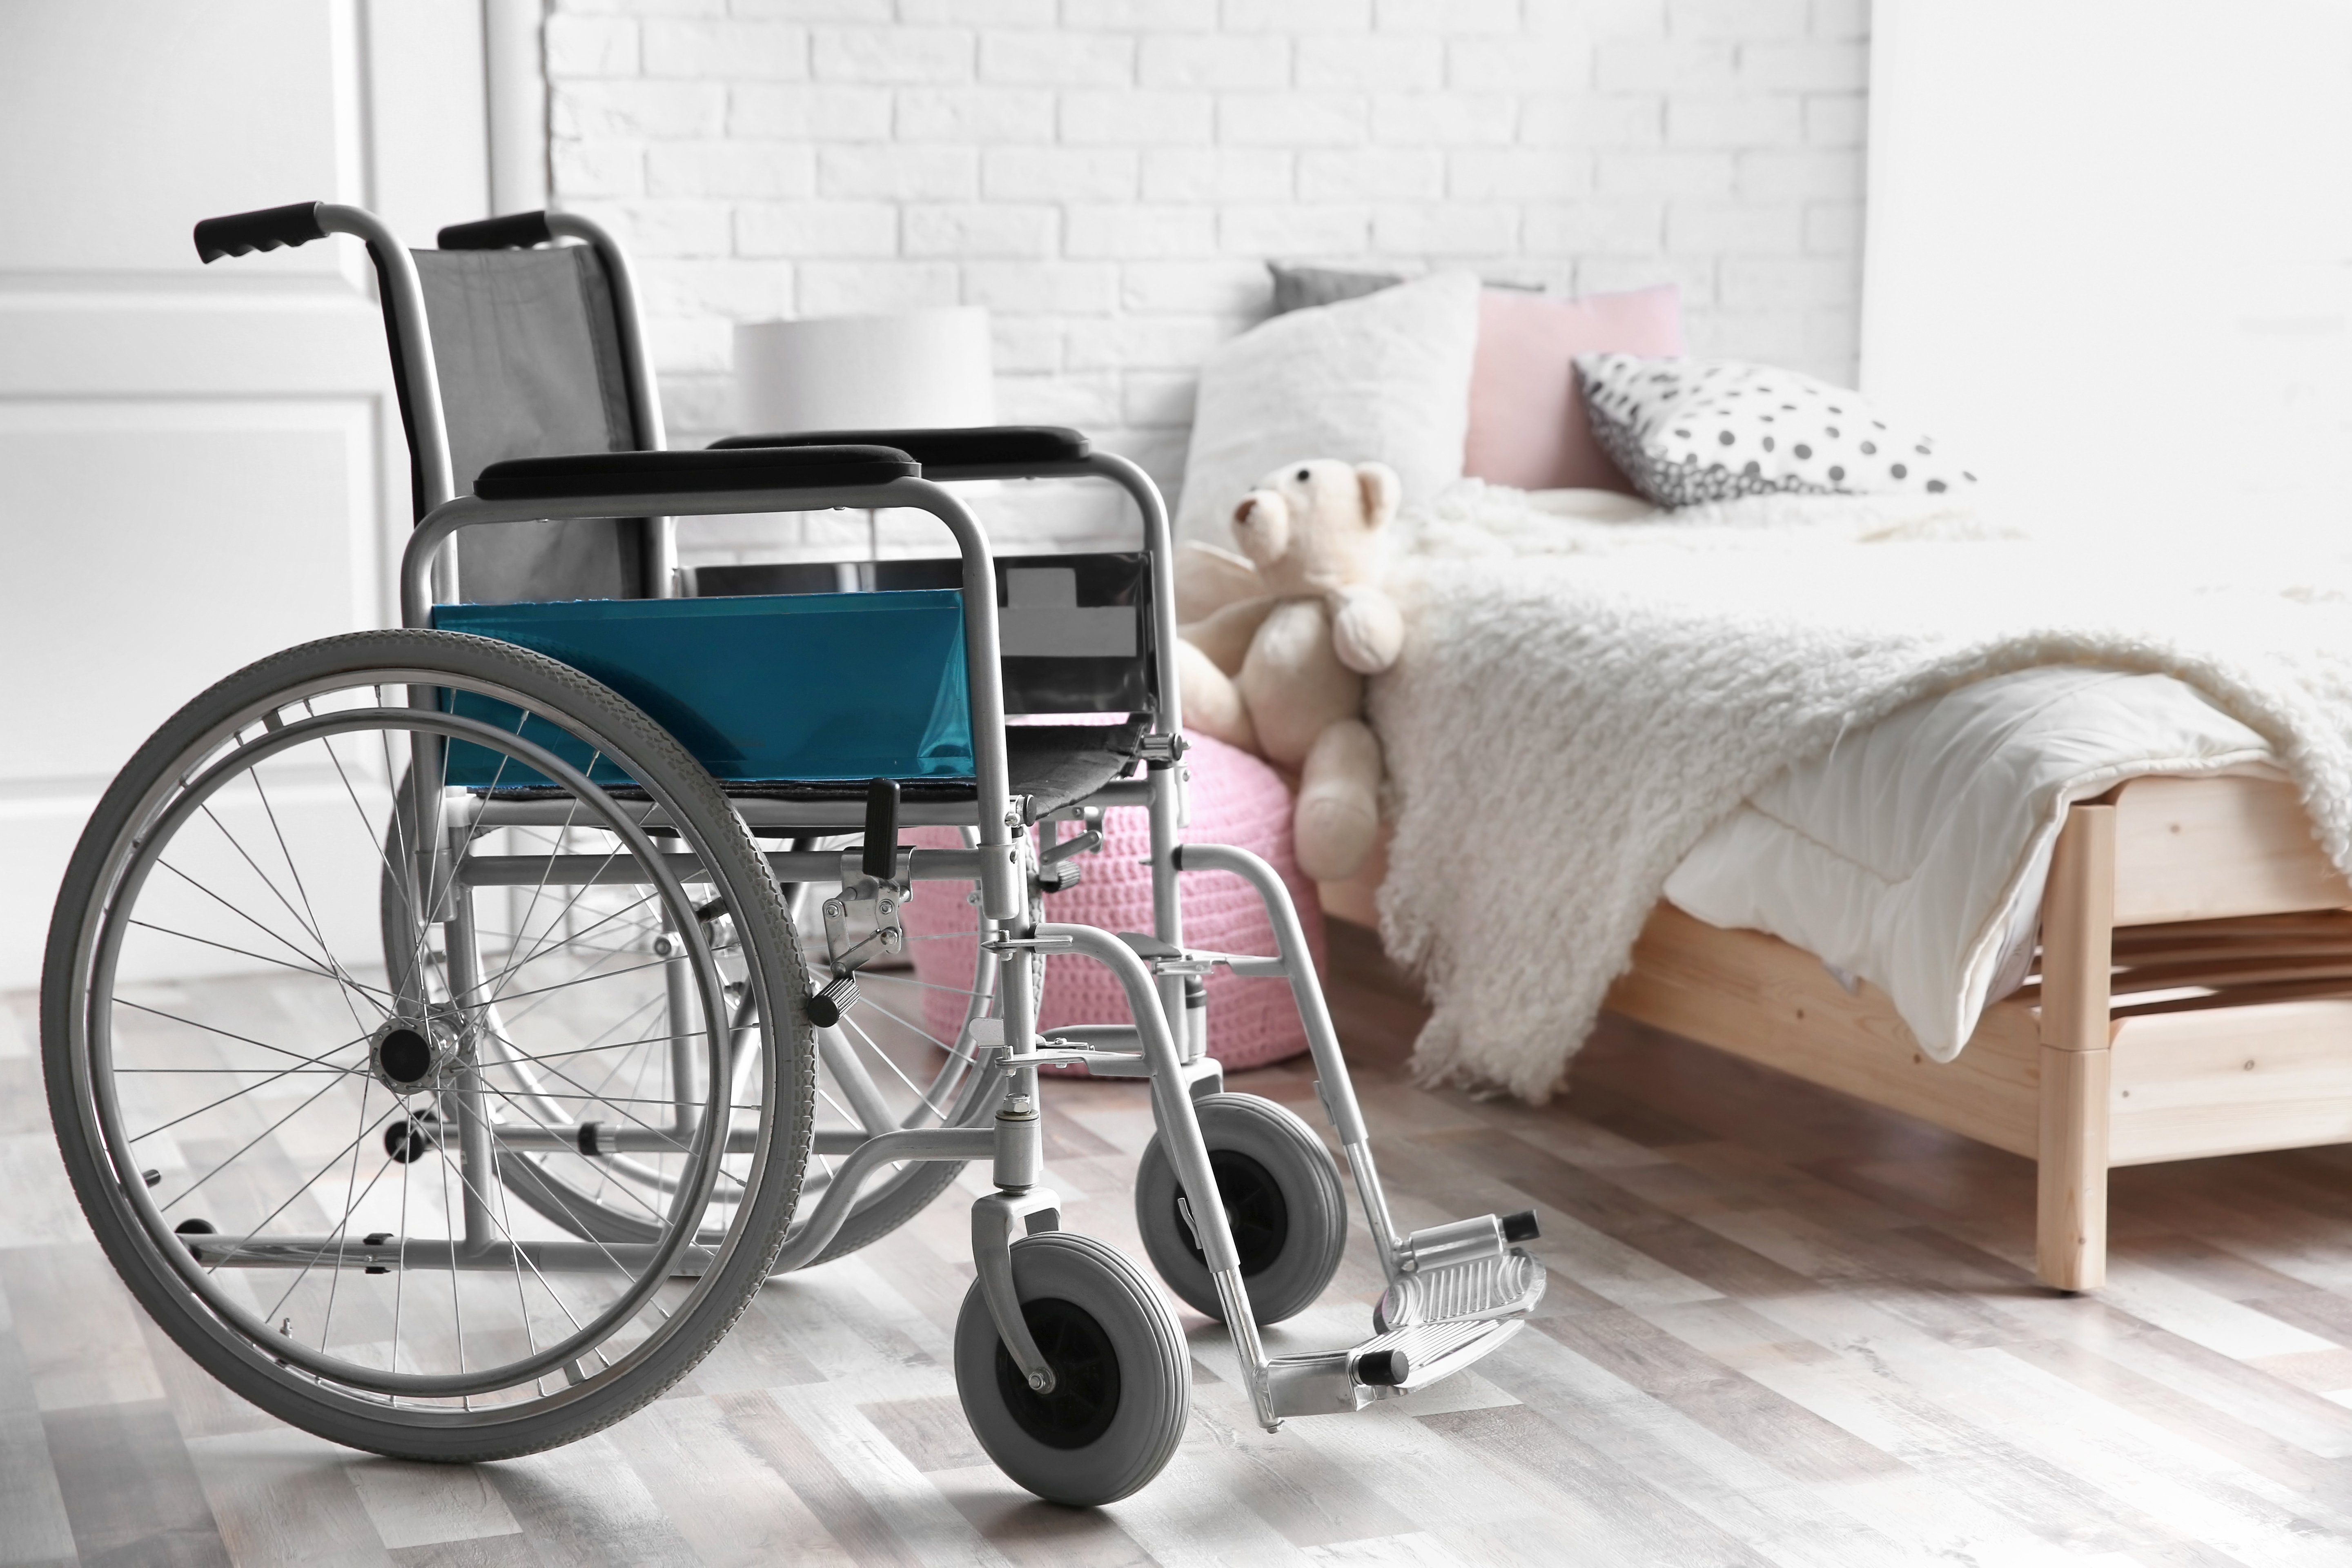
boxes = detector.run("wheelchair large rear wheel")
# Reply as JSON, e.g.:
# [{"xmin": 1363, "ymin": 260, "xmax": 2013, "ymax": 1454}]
[{"xmin": 42, "ymin": 629, "xmax": 813, "ymax": 1461}]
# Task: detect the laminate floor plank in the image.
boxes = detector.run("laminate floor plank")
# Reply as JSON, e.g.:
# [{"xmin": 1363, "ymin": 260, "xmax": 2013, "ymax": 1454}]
[
  {"xmin": 19, "ymin": 936, "xmax": 2352, "ymax": 1565},
  {"xmin": 483, "ymin": 1434, "xmax": 701, "ymax": 1568},
  {"xmin": 341, "ymin": 1456, "xmax": 523, "ymax": 1552},
  {"xmin": 601, "ymin": 1394, "xmax": 853, "ymax": 1568},
  {"xmin": 182, "ymin": 1428, "xmax": 394, "ymax": 1568},
  {"xmin": 385, "ymin": 1538, "xmax": 543, "ymax": 1568},
  {"xmin": 1481, "ymin": 1328, "xmax": 1914, "ymax": 1567},
  {"xmin": 43, "ymin": 1398, "xmax": 233, "ymax": 1568}
]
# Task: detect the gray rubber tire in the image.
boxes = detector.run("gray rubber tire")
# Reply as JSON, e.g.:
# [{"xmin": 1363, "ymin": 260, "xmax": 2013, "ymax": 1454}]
[
  {"xmin": 1134, "ymin": 1093, "xmax": 1347, "ymax": 1326},
  {"xmin": 44, "ymin": 629, "xmax": 815, "ymax": 1463},
  {"xmin": 953, "ymin": 1232, "xmax": 1188, "ymax": 1507}
]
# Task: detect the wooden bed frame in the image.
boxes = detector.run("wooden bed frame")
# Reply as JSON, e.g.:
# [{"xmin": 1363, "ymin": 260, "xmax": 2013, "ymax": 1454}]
[{"xmin": 1327, "ymin": 773, "xmax": 2352, "ymax": 1292}]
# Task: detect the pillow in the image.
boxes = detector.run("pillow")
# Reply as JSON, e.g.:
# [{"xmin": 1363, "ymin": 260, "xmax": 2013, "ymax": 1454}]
[
  {"xmin": 1266, "ymin": 261, "xmax": 1541, "ymax": 315},
  {"xmin": 1577, "ymin": 354, "xmax": 1978, "ymax": 508},
  {"xmin": 1177, "ymin": 271, "xmax": 1480, "ymax": 548},
  {"xmin": 1268, "ymin": 263, "xmax": 1407, "ymax": 314},
  {"xmin": 1463, "ymin": 286, "xmax": 1683, "ymax": 493}
]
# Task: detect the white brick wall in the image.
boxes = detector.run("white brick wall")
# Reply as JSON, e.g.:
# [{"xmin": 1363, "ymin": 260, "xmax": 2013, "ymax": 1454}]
[{"xmin": 546, "ymin": 0, "xmax": 1867, "ymax": 557}]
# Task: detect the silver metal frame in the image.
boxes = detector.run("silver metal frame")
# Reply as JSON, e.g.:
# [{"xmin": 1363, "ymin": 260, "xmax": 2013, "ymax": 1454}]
[{"xmin": 178, "ymin": 203, "xmax": 1546, "ymax": 1450}]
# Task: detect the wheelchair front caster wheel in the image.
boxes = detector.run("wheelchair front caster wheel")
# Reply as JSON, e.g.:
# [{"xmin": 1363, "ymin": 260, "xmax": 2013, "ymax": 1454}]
[
  {"xmin": 1134, "ymin": 1093, "xmax": 1347, "ymax": 1326},
  {"xmin": 953, "ymin": 1232, "xmax": 1187, "ymax": 1507}
]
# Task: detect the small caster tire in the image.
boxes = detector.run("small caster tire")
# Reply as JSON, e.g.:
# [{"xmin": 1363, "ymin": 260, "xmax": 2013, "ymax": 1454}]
[
  {"xmin": 1134, "ymin": 1093, "xmax": 1346, "ymax": 1326},
  {"xmin": 954, "ymin": 1232, "xmax": 1187, "ymax": 1507}
]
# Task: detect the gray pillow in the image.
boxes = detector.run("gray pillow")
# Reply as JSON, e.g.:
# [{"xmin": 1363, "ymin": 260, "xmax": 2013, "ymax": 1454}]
[
  {"xmin": 1267, "ymin": 263, "xmax": 1406, "ymax": 314},
  {"xmin": 1266, "ymin": 262, "xmax": 1543, "ymax": 315}
]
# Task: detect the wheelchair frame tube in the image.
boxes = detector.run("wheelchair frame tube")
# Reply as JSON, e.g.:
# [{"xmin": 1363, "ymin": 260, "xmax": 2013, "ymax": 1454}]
[
  {"xmin": 1037, "ymin": 922, "xmax": 1276, "ymax": 1424},
  {"xmin": 402, "ymin": 476, "xmax": 1024, "ymax": 919},
  {"xmin": 901, "ymin": 450, "xmax": 1189, "ymax": 1036},
  {"xmin": 1174, "ymin": 842, "xmax": 1405, "ymax": 1274},
  {"xmin": 311, "ymin": 205, "xmax": 459, "ymax": 603}
]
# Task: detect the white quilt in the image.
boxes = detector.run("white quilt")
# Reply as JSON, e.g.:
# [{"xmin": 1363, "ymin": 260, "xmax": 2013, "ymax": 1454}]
[
  {"xmin": 1664, "ymin": 667, "xmax": 2273, "ymax": 1060},
  {"xmin": 1370, "ymin": 483, "xmax": 2352, "ymax": 1101}
]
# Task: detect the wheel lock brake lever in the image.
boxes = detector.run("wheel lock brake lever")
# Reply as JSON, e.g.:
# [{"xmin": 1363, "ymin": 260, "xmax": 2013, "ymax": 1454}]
[{"xmin": 811, "ymin": 778, "xmax": 910, "ymax": 1027}]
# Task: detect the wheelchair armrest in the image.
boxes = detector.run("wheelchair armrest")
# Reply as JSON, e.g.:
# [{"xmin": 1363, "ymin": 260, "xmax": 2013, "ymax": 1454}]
[
  {"xmin": 473, "ymin": 444, "xmax": 918, "ymax": 502},
  {"xmin": 437, "ymin": 211, "xmax": 554, "ymax": 251},
  {"xmin": 710, "ymin": 425, "xmax": 1089, "ymax": 480}
]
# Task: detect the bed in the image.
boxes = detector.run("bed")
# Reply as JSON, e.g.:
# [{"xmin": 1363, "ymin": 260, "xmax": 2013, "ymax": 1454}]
[{"xmin": 1310, "ymin": 484, "xmax": 2352, "ymax": 1294}]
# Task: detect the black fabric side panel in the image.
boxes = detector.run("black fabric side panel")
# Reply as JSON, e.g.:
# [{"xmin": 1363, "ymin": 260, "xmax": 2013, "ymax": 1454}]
[{"xmin": 569, "ymin": 249, "xmax": 641, "ymax": 452}]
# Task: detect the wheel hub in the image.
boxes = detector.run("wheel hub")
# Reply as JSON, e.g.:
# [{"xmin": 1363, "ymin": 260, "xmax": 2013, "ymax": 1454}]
[
  {"xmin": 995, "ymin": 1296, "xmax": 1122, "ymax": 1450},
  {"xmin": 369, "ymin": 1011, "xmax": 462, "ymax": 1094},
  {"xmin": 1175, "ymin": 1149, "xmax": 1290, "ymax": 1276}
]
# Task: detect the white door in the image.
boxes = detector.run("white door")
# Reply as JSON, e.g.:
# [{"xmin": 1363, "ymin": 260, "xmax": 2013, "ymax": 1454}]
[{"xmin": 0, "ymin": 1, "xmax": 501, "ymax": 988}]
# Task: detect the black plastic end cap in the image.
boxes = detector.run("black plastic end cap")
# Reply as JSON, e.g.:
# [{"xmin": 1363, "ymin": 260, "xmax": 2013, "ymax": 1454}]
[
  {"xmin": 173, "ymin": 1218, "xmax": 216, "ymax": 1236},
  {"xmin": 1357, "ymin": 1348, "xmax": 1411, "ymax": 1387},
  {"xmin": 862, "ymin": 777, "xmax": 901, "ymax": 880},
  {"xmin": 438, "ymin": 210, "xmax": 555, "ymax": 251},
  {"xmin": 194, "ymin": 201, "xmax": 326, "ymax": 264},
  {"xmin": 1501, "ymin": 1209, "xmax": 1541, "ymax": 1244},
  {"xmin": 808, "ymin": 976, "xmax": 858, "ymax": 1029}
]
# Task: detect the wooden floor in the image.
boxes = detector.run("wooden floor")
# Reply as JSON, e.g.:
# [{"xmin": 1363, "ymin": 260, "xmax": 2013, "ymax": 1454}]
[{"xmin": 14, "ymin": 921, "xmax": 2352, "ymax": 1565}]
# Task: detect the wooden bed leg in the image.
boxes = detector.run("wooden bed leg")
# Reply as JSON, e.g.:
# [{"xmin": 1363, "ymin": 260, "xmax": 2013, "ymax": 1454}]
[{"xmin": 2037, "ymin": 804, "xmax": 2116, "ymax": 1292}]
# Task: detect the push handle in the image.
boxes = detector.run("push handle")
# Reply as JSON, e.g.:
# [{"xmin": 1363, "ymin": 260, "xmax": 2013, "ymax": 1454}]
[
  {"xmin": 193, "ymin": 201, "xmax": 326, "ymax": 264},
  {"xmin": 862, "ymin": 778, "xmax": 901, "ymax": 881},
  {"xmin": 437, "ymin": 210, "xmax": 553, "ymax": 251}
]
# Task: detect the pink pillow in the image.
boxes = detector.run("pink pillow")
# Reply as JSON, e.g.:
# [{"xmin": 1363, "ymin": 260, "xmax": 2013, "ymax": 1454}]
[
  {"xmin": 902, "ymin": 733, "xmax": 1325, "ymax": 1072},
  {"xmin": 1462, "ymin": 285, "xmax": 1684, "ymax": 494}
]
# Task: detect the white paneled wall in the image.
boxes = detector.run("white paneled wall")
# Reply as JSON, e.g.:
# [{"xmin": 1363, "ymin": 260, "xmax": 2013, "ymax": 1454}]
[{"xmin": 545, "ymin": 0, "xmax": 1868, "ymax": 555}]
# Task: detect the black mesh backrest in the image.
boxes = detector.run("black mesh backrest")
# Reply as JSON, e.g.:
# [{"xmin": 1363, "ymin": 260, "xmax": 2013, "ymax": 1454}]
[{"xmin": 405, "ymin": 246, "xmax": 648, "ymax": 602}]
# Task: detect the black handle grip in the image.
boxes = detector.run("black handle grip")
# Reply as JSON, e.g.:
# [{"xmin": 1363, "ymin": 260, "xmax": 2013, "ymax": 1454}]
[
  {"xmin": 194, "ymin": 202, "xmax": 326, "ymax": 264},
  {"xmin": 437, "ymin": 210, "xmax": 553, "ymax": 251},
  {"xmin": 862, "ymin": 778, "xmax": 901, "ymax": 881}
]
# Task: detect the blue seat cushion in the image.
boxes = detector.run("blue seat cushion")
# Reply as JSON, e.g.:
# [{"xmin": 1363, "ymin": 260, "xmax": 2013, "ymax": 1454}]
[{"xmin": 432, "ymin": 590, "xmax": 972, "ymax": 788}]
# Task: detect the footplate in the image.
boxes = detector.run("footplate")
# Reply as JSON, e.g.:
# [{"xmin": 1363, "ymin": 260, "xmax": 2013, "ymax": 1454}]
[
  {"xmin": 1264, "ymin": 1316, "xmax": 1527, "ymax": 1417},
  {"xmin": 1376, "ymin": 1248, "xmax": 1547, "ymax": 1332}
]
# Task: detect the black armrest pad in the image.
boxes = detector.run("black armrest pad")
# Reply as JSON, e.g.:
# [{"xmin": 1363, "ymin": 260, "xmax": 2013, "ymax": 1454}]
[
  {"xmin": 474, "ymin": 445, "xmax": 917, "ymax": 502},
  {"xmin": 709, "ymin": 425, "xmax": 1089, "ymax": 469}
]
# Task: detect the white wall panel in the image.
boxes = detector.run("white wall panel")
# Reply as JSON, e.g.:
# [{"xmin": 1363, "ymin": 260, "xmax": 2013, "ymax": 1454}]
[
  {"xmin": 1862, "ymin": 0, "xmax": 2352, "ymax": 543},
  {"xmin": 0, "ymin": 2, "xmax": 357, "ymax": 283},
  {"xmin": 0, "ymin": 399, "xmax": 377, "ymax": 784},
  {"xmin": 0, "ymin": 0, "xmax": 490, "ymax": 990}
]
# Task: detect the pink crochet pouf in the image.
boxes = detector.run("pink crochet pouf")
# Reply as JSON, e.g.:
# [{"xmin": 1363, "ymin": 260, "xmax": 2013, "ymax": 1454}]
[{"xmin": 903, "ymin": 733, "xmax": 1324, "ymax": 1071}]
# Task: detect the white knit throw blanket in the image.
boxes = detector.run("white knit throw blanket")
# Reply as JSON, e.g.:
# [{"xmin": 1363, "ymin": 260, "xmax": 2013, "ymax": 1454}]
[{"xmin": 1369, "ymin": 484, "xmax": 2352, "ymax": 1102}]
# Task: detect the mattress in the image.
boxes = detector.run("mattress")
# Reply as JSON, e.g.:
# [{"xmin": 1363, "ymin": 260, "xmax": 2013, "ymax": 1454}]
[{"xmin": 1662, "ymin": 666, "xmax": 2275, "ymax": 1060}]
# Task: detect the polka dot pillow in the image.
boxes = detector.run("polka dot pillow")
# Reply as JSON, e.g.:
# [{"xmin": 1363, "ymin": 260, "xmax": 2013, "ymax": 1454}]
[{"xmin": 1574, "ymin": 354, "xmax": 1976, "ymax": 509}]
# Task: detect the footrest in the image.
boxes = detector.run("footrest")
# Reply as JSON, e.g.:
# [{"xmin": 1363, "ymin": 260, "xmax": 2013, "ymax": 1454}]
[
  {"xmin": 1265, "ymin": 1317, "xmax": 1526, "ymax": 1417},
  {"xmin": 1377, "ymin": 1248, "xmax": 1546, "ymax": 1332}
]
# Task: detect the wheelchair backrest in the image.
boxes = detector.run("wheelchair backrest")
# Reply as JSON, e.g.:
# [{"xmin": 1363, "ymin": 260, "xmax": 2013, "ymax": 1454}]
[{"xmin": 393, "ymin": 246, "xmax": 653, "ymax": 602}]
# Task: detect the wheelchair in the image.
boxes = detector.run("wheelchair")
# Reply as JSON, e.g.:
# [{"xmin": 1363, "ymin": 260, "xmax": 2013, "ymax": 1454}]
[{"xmin": 40, "ymin": 200, "xmax": 1548, "ymax": 1506}]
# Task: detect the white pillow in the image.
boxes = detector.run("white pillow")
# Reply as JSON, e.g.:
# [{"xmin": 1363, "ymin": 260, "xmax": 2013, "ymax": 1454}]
[
  {"xmin": 1575, "ymin": 353, "xmax": 1977, "ymax": 509},
  {"xmin": 1176, "ymin": 272, "xmax": 1480, "ymax": 548}
]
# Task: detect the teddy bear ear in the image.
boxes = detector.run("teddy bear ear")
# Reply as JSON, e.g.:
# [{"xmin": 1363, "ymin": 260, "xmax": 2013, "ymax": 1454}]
[{"xmin": 1355, "ymin": 462, "xmax": 1402, "ymax": 527}]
